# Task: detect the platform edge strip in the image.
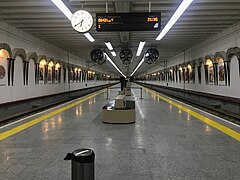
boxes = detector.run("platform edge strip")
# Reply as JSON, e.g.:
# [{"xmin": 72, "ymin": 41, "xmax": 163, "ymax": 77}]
[
  {"xmin": 143, "ymin": 87, "xmax": 240, "ymax": 142},
  {"xmin": 0, "ymin": 90, "xmax": 106, "ymax": 140}
]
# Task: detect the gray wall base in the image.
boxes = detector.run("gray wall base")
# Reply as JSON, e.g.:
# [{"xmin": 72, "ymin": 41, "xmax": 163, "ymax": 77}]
[{"xmin": 0, "ymin": 83, "xmax": 119, "ymax": 122}]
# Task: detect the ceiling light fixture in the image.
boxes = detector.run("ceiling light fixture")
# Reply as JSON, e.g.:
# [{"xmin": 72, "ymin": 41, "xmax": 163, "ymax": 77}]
[
  {"xmin": 156, "ymin": 0, "xmax": 193, "ymax": 41},
  {"xmin": 130, "ymin": 57, "xmax": 145, "ymax": 76},
  {"xmin": 51, "ymin": 0, "xmax": 72, "ymax": 20},
  {"xmin": 84, "ymin": 33, "xmax": 95, "ymax": 42},
  {"xmin": 136, "ymin": 41, "xmax": 146, "ymax": 56},
  {"xmin": 110, "ymin": 51, "xmax": 117, "ymax": 57},
  {"xmin": 105, "ymin": 42, "xmax": 114, "ymax": 51},
  {"xmin": 104, "ymin": 53, "xmax": 126, "ymax": 78},
  {"xmin": 51, "ymin": 0, "xmax": 95, "ymax": 42}
]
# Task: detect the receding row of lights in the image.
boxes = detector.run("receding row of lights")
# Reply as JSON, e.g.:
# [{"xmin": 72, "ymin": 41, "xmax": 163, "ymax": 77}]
[
  {"xmin": 104, "ymin": 41, "xmax": 145, "ymax": 57},
  {"xmin": 51, "ymin": 0, "xmax": 194, "ymax": 77},
  {"xmin": 104, "ymin": 42, "xmax": 116, "ymax": 57}
]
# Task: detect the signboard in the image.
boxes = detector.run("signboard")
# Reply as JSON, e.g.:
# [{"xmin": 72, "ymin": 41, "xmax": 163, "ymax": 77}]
[{"xmin": 96, "ymin": 12, "xmax": 161, "ymax": 32}]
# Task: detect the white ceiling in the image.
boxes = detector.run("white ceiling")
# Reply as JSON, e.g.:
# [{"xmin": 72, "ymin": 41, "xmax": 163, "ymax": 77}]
[{"xmin": 0, "ymin": 0, "xmax": 240, "ymax": 76}]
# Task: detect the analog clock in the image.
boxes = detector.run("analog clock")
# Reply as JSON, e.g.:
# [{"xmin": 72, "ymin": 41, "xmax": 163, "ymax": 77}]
[{"xmin": 71, "ymin": 10, "xmax": 93, "ymax": 33}]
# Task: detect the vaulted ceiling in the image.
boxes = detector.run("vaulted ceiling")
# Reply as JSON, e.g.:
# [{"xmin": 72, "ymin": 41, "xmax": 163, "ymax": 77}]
[{"xmin": 0, "ymin": 0, "xmax": 240, "ymax": 76}]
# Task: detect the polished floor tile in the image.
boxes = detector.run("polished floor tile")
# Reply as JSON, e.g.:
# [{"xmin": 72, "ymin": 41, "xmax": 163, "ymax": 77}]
[{"xmin": 0, "ymin": 84, "xmax": 240, "ymax": 179}]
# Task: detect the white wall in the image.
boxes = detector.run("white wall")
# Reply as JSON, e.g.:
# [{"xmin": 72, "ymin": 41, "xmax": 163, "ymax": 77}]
[
  {"xmin": 0, "ymin": 20, "xmax": 116, "ymax": 104},
  {"xmin": 143, "ymin": 22, "xmax": 240, "ymax": 98}
]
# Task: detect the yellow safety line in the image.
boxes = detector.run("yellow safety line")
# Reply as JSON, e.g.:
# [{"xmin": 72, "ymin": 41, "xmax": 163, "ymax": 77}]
[
  {"xmin": 0, "ymin": 89, "xmax": 106, "ymax": 141},
  {"xmin": 142, "ymin": 87, "xmax": 240, "ymax": 142}
]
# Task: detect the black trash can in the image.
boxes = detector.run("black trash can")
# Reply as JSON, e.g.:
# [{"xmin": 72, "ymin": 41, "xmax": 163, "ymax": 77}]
[{"xmin": 64, "ymin": 148, "xmax": 95, "ymax": 180}]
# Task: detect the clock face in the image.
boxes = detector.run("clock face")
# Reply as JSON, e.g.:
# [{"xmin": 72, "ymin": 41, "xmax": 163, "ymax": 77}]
[{"xmin": 71, "ymin": 10, "xmax": 93, "ymax": 33}]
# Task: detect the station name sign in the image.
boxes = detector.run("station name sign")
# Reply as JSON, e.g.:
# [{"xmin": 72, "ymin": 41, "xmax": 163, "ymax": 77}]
[{"xmin": 96, "ymin": 12, "xmax": 161, "ymax": 32}]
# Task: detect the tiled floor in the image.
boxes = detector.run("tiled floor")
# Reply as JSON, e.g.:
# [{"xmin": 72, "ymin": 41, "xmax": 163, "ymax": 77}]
[{"xmin": 0, "ymin": 84, "xmax": 240, "ymax": 179}]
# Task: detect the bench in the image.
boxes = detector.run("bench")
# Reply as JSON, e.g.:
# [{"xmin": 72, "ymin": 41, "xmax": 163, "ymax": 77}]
[{"xmin": 102, "ymin": 95, "xmax": 135, "ymax": 124}]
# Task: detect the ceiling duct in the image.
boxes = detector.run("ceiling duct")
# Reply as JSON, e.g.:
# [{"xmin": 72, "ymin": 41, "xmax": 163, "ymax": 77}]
[{"xmin": 115, "ymin": 1, "xmax": 130, "ymax": 44}]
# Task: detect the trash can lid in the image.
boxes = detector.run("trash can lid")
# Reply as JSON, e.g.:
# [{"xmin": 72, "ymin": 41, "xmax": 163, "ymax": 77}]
[
  {"xmin": 64, "ymin": 148, "xmax": 95, "ymax": 163},
  {"xmin": 73, "ymin": 148, "xmax": 94, "ymax": 157}
]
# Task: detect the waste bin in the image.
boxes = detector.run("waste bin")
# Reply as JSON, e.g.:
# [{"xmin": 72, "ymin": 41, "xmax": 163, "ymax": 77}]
[{"xmin": 64, "ymin": 148, "xmax": 95, "ymax": 180}]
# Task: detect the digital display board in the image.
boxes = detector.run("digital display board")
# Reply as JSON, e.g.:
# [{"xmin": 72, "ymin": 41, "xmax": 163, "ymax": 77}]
[{"xmin": 96, "ymin": 12, "xmax": 161, "ymax": 32}]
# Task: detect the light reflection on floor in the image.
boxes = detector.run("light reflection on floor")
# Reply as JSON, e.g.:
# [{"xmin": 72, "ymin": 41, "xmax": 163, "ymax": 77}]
[
  {"xmin": 75, "ymin": 104, "xmax": 82, "ymax": 116},
  {"xmin": 205, "ymin": 125, "xmax": 212, "ymax": 132},
  {"xmin": 132, "ymin": 90, "xmax": 145, "ymax": 119},
  {"xmin": 42, "ymin": 114, "xmax": 63, "ymax": 135}
]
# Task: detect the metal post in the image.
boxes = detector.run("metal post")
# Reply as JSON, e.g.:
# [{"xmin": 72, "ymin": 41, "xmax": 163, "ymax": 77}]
[
  {"xmin": 106, "ymin": 87, "xmax": 109, "ymax": 100},
  {"xmin": 140, "ymin": 87, "xmax": 143, "ymax": 99},
  {"xmin": 106, "ymin": 1, "xmax": 108, "ymax": 13},
  {"xmin": 149, "ymin": 1, "xmax": 151, "ymax": 12}
]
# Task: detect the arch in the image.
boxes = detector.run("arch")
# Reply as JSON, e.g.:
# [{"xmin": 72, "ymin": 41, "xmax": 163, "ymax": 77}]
[
  {"xmin": 178, "ymin": 64, "xmax": 184, "ymax": 83},
  {"xmin": 182, "ymin": 62, "xmax": 188, "ymax": 68},
  {"xmin": 174, "ymin": 65, "xmax": 179, "ymax": 83},
  {"xmin": 47, "ymin": 59, "xmax": 55, "ymax": 84},
  {"xmin": 226, "ymin": 47, "xmax": 240, "ymax": 61},
  {"xmin": 204, "ymin": 55, "xmax": 214, "ymax": 64},
  {"xmin": 214, "ymin": 51, "xmax": 228, "ymax": 86},
  {"xmin": 53, "ymin": 61, "xmax": 61, "ymax": 84},
  {"xmin": 65, "ymin": 62, "xmax": 70, "ymax": 69},
  {"xmin": 190, "ymin": 59, "xmax": 197, "ymax": 67},
  {"xmin": 38, "ymin": 55, "xmax": 47, "ymax": 84},
  {"xmin": 227, "ymin": 47, "xmax": 240, "ymax": 84},
  {"xmin": 38, "ymin": 55, "xmax": 47, "ymax": 63},
  {"xmin": 27, "ymin": 52, "xmax": 38, "ymax": 63},
  {"xmin": 197, "ymin": 57, "xmax": 204, "ymax": 67},
  {"xmin": 187, "ymin": 64, "xmax": 192, "ymax": 81},
  {"xmin": 54, "ymin": 61, "xmax": 61, "ymax": 70},
  {"xmin": 0, "ymin": 46, "xmax": 11, "ymax": 86},
  {"xmin": 28, "ymin": 58, "xmax": 35, "ymax": 85},
  {"xmin": 0, "ymin": 43, "xmax": 12, "ymax": 58},
  {"xmin": 214, "ymin": 51, "xmax": 226, "ymax": 63},
  {"xmin": 69, "ymin": 64, "xmax": 74, "ymax": 83},
  {"xmin": 60, "ymin": 61, "xmax": 67, "ymax": 69},
  {"xmin": 12, "ymin": 48, "xmax": 27, "ymax": 61},
  {"xmin": 47, "ymin": 57, "xmax": 55, "ymax": 64},
  {"xmin": 60, "ymin": 61, "xmax": 68, "ymax": 83},
  {"xmin": 168, "ymin": 67, "xmax": 174, "ymax": 82},
  {"xmin": 196, "ymin": 58, "xmax": 204, "ymax": 84},
  {"xmin": 190, "ymin": 60, "xmax": 197, "ymax": 84},
  {"xmin": 182, "ymin": 63, "xmax": 189, "ymax": 83},
  {"xmin": 205, "ymin": 55, "xmax": 215, "ymax": 85},
  {"xmin": 73, "ymin": 65, "xmax": 79, "ymax": 82}
]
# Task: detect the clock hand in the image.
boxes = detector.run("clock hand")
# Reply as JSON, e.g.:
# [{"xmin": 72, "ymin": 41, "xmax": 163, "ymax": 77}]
[
  {"xmin": 79, "ymin": 19, "xmax": 84, "ymax": 26},
  {"xmin": 74, "ymin": 20, "xmax": 84, "ymax": 27}
]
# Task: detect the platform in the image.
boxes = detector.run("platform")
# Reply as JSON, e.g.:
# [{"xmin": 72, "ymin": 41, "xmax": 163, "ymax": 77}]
[{"xmin": 0, "ymin": 84, "xmax": 240, "ymax": 180}]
